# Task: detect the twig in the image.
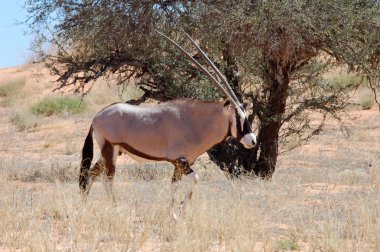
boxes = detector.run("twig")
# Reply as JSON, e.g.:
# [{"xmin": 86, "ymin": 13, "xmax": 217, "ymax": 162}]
[{"xmin": 367, "ymin": 75, "xmax": 380, "ymax": 111}]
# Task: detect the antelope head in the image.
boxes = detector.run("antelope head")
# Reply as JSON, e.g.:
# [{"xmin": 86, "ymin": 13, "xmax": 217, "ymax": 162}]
[{"xmin": 159, "ymin": 31, "xmax": 257, "ymax": 149}]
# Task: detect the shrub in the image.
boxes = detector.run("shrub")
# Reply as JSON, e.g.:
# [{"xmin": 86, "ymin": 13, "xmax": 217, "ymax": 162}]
[
  {"xmin": 32, "ymin": 96, "xmax": 86, "ymax": 116},
  {"xmin": 0, "ymin": 79, "xmax": 25, "ymax": 97},
  {"xmin": 0, "ymin": 79, "xmax": 26, "ymax": 106},
  {"xmin": 276, "ymin": 239, "xmax": 300, "ymax": 251},
  {"xmin": 10, "ymin": 112, "xmax": 38, "ymax": 132},
  {"xmin": 361, "ymin": 97, "xmax": 374, "ymax": 110},
  {"xmin": 359, "ymin": 89, "xmax": 375, "ymax": 110},
  {"xmin": 327, "ymin": 73, "xmax": 363, "ymax": 90}
]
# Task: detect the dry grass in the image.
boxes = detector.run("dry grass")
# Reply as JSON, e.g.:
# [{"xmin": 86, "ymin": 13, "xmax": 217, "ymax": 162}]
[
  {"xmin": 358, "ymin": 89, "xmax": 375, "ymax": 110},
  {"xmin": 0, "ymin": 65, "xmax": 379, "ymax": 251},
  {"xmin": 0, "ymin": 78, "xmax": 26, "ymax": 97},
  {"xmin": 10, "ymin": 110, "xmax": 39, "ymax": 132},
  {"xmin": 0, "ymin": 154, "xmax": 379, "ymax": 251},
  {"xmin": 0, "ymin": 78, "xmax": 26, "ymax": 106}
]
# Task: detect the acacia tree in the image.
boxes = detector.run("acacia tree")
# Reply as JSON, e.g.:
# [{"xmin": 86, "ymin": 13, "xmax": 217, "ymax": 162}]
[
  {"xmin": 25, "ymin": 0, "xmax": 380, "ymax": 178},
  {"xmin": 188, "ymin": 0, "xmax": 380, "ymax": 177}
]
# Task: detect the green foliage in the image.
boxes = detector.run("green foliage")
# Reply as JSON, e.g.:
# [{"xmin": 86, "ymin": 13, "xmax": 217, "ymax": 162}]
[
  {"xmin": 327, "ymin": 73, "xmax": 363, "ymax": 91},
  {"xmin": 276, "ymin": 239, "xmax": 300, "ymax": 251},
  {"xmin": 151, "ymin": 62, "xmax": 221, "ymax": 101},
  {"xmin": 31, "ymin": 97, "xmax": 86, "ymax": 116},
  {"xmin": 361, "ymin": 98, "xmax": 374, "ymax": 110},
  {"xmin": 24, "ymin": 0, "xmax": 380, "ymax": 102},
  {"xmin": 359, "ymin": 89, "xmax": 375, "ymax": 110}
]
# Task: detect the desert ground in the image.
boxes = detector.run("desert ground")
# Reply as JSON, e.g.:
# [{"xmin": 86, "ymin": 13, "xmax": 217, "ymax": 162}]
[{"xmin": 0, "ymin": 63, "xmax": 379, "ymax": 251}]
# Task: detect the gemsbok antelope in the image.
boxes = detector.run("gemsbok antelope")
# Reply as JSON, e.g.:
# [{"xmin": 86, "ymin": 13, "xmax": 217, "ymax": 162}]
[{"xmin": 79, "ymin": 32, "xmax": 257, "ymax": 216}]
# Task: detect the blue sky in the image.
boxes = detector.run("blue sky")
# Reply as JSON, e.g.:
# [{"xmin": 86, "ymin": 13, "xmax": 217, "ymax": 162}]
[{"xmin": 0, "ymin": 0, "xmax": 33, "ymax": 68}]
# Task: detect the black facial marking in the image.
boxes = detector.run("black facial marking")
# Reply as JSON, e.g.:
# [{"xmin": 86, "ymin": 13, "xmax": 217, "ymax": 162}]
[
  {"xmin": 234, "ymin": 110, "xmax": 252, "ymax": 140},
  {"xmin": 235, "ymin": 112, "xmax": 243, "ymax": 140},
  {"xmin": 243, "ymin": 118, "xmax": 253, "ymax": 134}
]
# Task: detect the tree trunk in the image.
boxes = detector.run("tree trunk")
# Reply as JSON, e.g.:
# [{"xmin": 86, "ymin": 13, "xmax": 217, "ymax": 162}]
[
  {"xmin": 208, "ymin": 44, "xmax": 291, "ymax": 179},
  {"xmin": 254, "ymin": 63, "xmax": 290, "ymax": 178}
]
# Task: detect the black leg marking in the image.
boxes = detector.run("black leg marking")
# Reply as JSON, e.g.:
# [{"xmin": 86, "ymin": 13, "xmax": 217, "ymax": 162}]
[
  {"xmin": 88, "ymin": 158, "xmax": 105, "ymax": 177},
  {"xmin": 172, "ymin": 157, "xmax": 194, "ymax": 178}
]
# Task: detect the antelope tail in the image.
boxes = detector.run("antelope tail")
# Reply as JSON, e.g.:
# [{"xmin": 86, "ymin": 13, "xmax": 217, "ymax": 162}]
[{"xmin": 79, "ymin": 125, "xmax": 94, "ymax": 190}]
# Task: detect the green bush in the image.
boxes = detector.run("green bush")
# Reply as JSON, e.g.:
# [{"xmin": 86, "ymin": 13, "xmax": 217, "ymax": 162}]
[
  {"xmin": 32, "ymin": 96, "xmax": 86, "ymax": 116},
  {"xmin": 359, "ymin": 89, "xmax": 375, "ymax": 110},
  {"xmin": 276, "ymin": 239, "xmax": 300, "ymax": 251},
  {"xmin": 327, "ymin": 73, "xmax": 363, "ymax": 90}
]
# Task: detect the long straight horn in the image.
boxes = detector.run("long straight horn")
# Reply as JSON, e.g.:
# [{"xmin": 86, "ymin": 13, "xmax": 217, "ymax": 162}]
[
  {"xmin": 158, "ymin": 31, "xmax": 245, "ymax": 117},
  {"xmin": 157, "ymin": 31, "xmax": 229, "ymax": 98},
  {"xmin": 181, "ymin": 31, "xmax": 242, "ymax": 107}
]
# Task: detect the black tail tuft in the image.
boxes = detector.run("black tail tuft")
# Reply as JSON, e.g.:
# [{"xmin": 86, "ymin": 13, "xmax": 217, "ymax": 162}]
[{"xmin": 79, "ymin": 125, "xmax": 94, "ymax": 192}]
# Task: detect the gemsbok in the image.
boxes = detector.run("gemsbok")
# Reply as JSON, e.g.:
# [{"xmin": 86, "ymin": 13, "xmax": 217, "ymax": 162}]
[{"xmin": 79, "ymin": 31, "xmax": 257, "ymax": 216}]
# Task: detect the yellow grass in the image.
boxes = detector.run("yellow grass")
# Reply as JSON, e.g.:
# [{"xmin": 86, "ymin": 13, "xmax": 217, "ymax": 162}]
[
  {"xmin": 0, "ymin": 155, "xmax": 379, "ymax": 251},
  {"xmin": 0, "ymin": 64, "xmax": 379, "ymax": 251}
]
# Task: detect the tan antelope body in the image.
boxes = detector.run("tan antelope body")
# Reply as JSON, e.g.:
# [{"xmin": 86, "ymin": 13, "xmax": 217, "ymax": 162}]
[
  {"xmin": 79, "ymin": 32, "xmax": 257, "ymax": 218},
  {"xmin": 92, "ymin": 99, "xmax": 238, "ymax": 164}
]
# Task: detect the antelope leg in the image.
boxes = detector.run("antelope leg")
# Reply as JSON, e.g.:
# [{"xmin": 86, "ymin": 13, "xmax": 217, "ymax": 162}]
[
  {"xmin": 171, "ymin": 158, "xmax": 199, "ymax": 217},
  {"xmin": 82, "ymin": 158, "xmax": 105, "ymax": 201},
  {"xmin": 102, "ymin": 141, "xmax": 118, "ymax": 204}
]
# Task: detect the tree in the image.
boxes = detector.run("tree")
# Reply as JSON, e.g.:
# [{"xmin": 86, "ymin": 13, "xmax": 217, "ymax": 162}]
[
  {"xmin": 25, "ymin": 0, "xmax": 380, "ymax": 178},
  {"xmin": 189, "ymin": 0, "xmax": 380, "ymax": 177}
]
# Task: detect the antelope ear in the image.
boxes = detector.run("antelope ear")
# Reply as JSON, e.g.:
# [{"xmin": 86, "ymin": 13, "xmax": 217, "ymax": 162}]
[
  {"xmin": 223, "ymin": 99, "xmax": 231, "ymax": 108},
  {"xmin": 243, "ymin": 102, "xmax": 248, "ymax": 110}
]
